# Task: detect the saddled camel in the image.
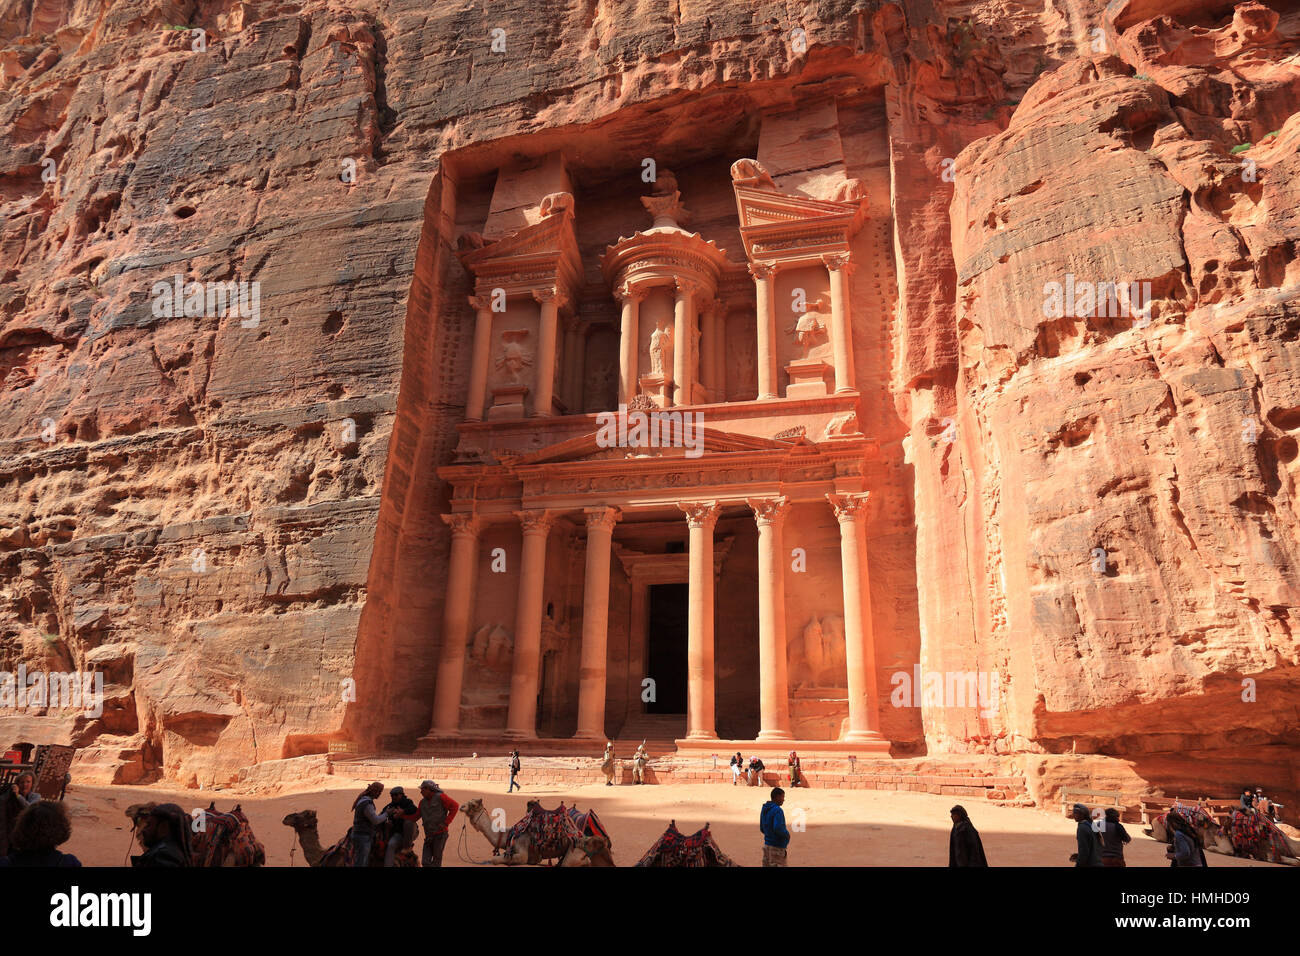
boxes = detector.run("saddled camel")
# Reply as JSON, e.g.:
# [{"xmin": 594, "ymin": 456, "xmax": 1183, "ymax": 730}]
[
  {"xmin": 459, "ymin": 798, "xmax": 613, "ymax": 866},
  {"xmin": 124, "ymin": 801, "xmax": 265, "ymax": 866}
]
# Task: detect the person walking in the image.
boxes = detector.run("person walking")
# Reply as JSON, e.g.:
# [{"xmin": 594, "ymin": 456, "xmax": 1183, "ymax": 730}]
[
  {"xmin": 1069, "ymin": 803, "xmax": 1102, "ymax": 867},
  {"xmin": 760, "ymin": 787, "xmax": 790, "ymax": 866},
  {"xmin": 350, "ymin": 782, "xmax": 388, "ymax": 867},
  {"xmin": 418, "ymin": 780, "xmax": 459, "ymax": 867},
  {"xmin": 1098, "ymin": 807, "xmax": 1131, "ymax": 867},
  {"xmin": 948, "ymin": 805, "xmax": 988, "ymax": 866},
  {"xmin": 507, "ymin": 751, "xmax": 522, "ymax": 793}
]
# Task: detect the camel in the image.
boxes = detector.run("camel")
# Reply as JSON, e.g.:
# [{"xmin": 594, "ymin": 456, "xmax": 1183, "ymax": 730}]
[
  {"xmin": 125, "ymin": 802, "xmax": 265, "ymax": 866},
  {"xmin": 459, "ymin": 798, "xmax": 613, "ymax": 866},
  {"xmin": 1146, "ymin": 807, "xmax": 1300, "ymax": 862},
  {"xmin": 281, "ymin": 809, "xmax": 417, "ymax": 867}
]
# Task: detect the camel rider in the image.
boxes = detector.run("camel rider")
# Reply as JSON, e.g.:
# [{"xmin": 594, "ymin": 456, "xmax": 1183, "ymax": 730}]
[
  {"xmin": 418, "ymin": 781, "xmax": 459, "ymax": 867},
  {"xmin": 381, "ymin": 786, "xmax": 419, "ymax": 867},
  {"xmin": 1240, "ymin": 787, "xmax": 1256, "ymax": 812},
  {"xmin": 350, "ymin": 782, "xmax": 388, "ymax": 867},
  {"xmin": 632, "ymin": 742, "xmax": 649, "ymax": 785},
  {"xmin": 601, "ymin": 743, "xmax": 617, "ymax": 786}
]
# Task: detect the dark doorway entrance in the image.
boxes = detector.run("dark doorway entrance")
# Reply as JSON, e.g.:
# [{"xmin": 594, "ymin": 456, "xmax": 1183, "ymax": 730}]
[{"xmin": 646, "ymin": 582, "xmax": 688, "ymax": 714}]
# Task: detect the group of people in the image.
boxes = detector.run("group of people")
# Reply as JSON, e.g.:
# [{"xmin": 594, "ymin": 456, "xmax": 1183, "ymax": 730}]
[
  {"xmin": 597, "ymin": 742, "xmax": 651, "ymax": 786},
  {"xmin": 1240, "ymin": 785, "xmax": 1283, "ymax": 821},
  {"xmin": 349, "ymin": 780, "xmax": 460, "ymax": 867},
  {"xmin": 1067, "ymin": 803, "xmax": 1134, "ymax": 867},
  {"xmin": 729, "ymin": 751, "xmax": 807, "ymax": 788}
]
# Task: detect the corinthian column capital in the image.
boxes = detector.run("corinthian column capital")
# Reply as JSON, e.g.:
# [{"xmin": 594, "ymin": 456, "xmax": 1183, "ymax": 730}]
[
  {"xmin": 584, "ymin": 506, "xmax": 622, "ymax": 534},
  {"xmin": 826, "ymin": 492, "xmax": 870, "ymax": 522},
  {"xmin": 748, "ymin": 260, "xmax": 777, "ymax": 281},
  {"xmin": 441, "ymin": 511, "xmax": 481, "ymax": 538},
  {"xmin": 821, "ymin": 253, "xmax": 852, "ymax": 273},
  {"xmin": 514, "ymin": 509, "xmax": 557, "ymax": 535},
  {"xmin": 533, "ymin": 287, "xmax": 570, "ymax": 309},
  {"xmin": 468, "ymin": 294, "xmax": 492, "ymax": 312},
  {"xmin": 677, "ymin": 500, "xmax": 721, "ymax": 530},
  {"xmin": 747, "ymin": 496, "xmax": 790, "ymax": 527},
  {"xmin": 616, "ymin": 283, "xmax": 647, "ymax": 303}
]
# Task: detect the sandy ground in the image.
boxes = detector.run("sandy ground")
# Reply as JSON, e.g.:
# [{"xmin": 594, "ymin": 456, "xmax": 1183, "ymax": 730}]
[{"xmin": 51, "ymin": 773, "xmax": 1287, "ymax": 867}]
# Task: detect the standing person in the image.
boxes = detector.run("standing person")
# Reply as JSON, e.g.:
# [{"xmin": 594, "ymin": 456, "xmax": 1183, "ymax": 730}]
[
  {"xmin": 131, "ymin": 803, "xmax": 191, "ymax": 867},
  {"xmin": 788, "ymin": 751, "xmax": 805, "ymax": 788},
  {"xmin": 948, "ymin": 805, "xmax": 988, "ymax": 867},
  {"xmin": 1098, "ymin": 807, "xmax": 1131, "ymax": 867},
  {"xmin": 13, "ymin": 772, "xmax": 40, "ymax": 806},
  {"xmin": 418, "ymin": 780, "xmax": 459, "ymax": 867},
  {"xmin": 381, "ymin": 786, "xmax": 419, "ymax": 867},
  {"xmin": 1166, "ymin": 812, "xmax": 1207, "ymax": 867},
  {"xmin": 729, "ymin": 752, "xmax": 744, "ymax": 786},
  {"xmin": 601, "ymin": 743, "xmax": 617, "ymax": 786},
  {"xmin": 759, "ymin": 787, "xmax": 790, "ymax": 866},
  {"xmin": 632, "ymin": 742, "xmax": 649, "ymax": 785},
  {"xmin": 1068, "ymin": 804, "xmax": 1102, "ymax": 867},
  {"xmin": 0, "ymin": 801, "xmax": 81, "ymax": 867},
  {"xmin": 747, "ymin": 755, "xmax": 765, "ymax": 787},
  {"xmin": 350, "ymin": 782, "xmax": 388, "ymax": 867},
  {"xmin": 507, "ymin": 751, "xmax": 522, "ymax": 793}
]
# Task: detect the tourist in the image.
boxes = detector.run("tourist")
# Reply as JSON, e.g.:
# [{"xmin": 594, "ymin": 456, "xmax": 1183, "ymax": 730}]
[
  {"xmin": 508, "ymin": 750, "xmax": 522, "ymax": 793},
  {"xmin": 1239, "ymin": 786, "xmax": 1255, "ymax": 811},
  {"xmin": 760, "ymin": 786, "xmax": 790, "ymax": 866},
  {"xmin": 418, "ymin": 780, "xmax": 459, "ymax": 867},
  {"xmin": 948, "ymin": 805, "xmax": 987, "ymax": 866},
  {"xmin": 729, "ymin": 751, "xmax": 744, "ymax": 786},
  {"xmin": 1068, "ymin": 803, "xmax": 1102, "ymax": 867},
  {"xmin": 788, "ymin": 751, "xmax": 805, "ymax": 788},
  {"xmin": 350, "ymin": 782, "xmax": 388, "ymax": 867},
  {"xmin": 747, "ymin": 755, "xmax": 765, "ymax": 787},
  {"xmin": 14, "ymin": 773, "xmax": 40, "ymax": 806},
  {"xmin": 0, "ymin": 801, "xmax": 81, "ymax": 867},
  {"xmin": 632, "ymin": 742, "xmax": 649, "ymax": 784},
  {"xmin": 602, "ymin": 742, "xmax": 617, "ymax": 786},
  {"xmin": 1098, "ymin": 807, "xmax": 1131, "ymax": 867},
  {"xmin": 1166, "ymin": 812, "xmax": 1207, "ymax": 867},
  {"xmin": 131, "ymin": 803, "xmax": 191, "ymax": 867},
  {"xmin": 381, "ymin": 785, "xmax": 419, "ymax": 867}
]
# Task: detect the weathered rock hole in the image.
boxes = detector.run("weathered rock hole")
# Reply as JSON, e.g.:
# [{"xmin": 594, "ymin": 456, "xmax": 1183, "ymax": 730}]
[
  {"xmin": 322, "ymin": 310, "xmax": 343, "ymax": 335},
  {"xmin": 1266, "ymin": 407, "xmax": 1300, "ymax": 431},
  {"xmin": 1275, "ymin": 436, "xmax": 1298, "ymax": 463},
  {"xmin": 1074, "ymin": 371, "xmax": 1092, "ymax": 387},
  {"xmin": 172, "ymin": 205, "xmax": 197, "ymax": 220}
]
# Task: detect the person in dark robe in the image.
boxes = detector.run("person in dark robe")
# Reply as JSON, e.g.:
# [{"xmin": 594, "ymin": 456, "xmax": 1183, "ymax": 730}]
[
  {"xmin": 1069, "ymin": 803, "xmax": 1103, "ymax": 866},
  {"xmin": 131, "ymin": 803, "xmax": 192, "ymax": 867},
  {"xmin": 948, "ymin": 805, "xmax": 988, "ymax": 866}
]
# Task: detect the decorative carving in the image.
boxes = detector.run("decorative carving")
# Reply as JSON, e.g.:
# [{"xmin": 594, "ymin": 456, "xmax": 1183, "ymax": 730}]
[
  {"xmin": 747, "ymin": 496, "xmax": 790, "ymax": 526},
  {"xmin": 468, "ymin": 623, "xmax": 513, "ymax": 672},
  {"xmin": 515, "ymin": 509, "xmax": 556, "ymax": 534},
  {"xmin": 826, "ymin": 492, "xmax": 870, "ymax": 521},
  {"xmin": 774, "ymin": 425, "xmax": 806, "ymax": 441},
  {"xmin": 789, "ymin": 615, "xmax": 847, "ymax": 688},
  {"xmin": 786, "ymin": 294, "xmax": 829, "ymax": 356},
  {"xmin": 674, "ymin": 277, "xmax": 700, "ymax": 298},
  {"xmin": 539, "ymin": 191, "xmax": 574, "ymax": 218},
  {"xmin": 441, "ymin": 511, "xmax": 480, "ymax": 537},
  {"xmin": 616, "ymin": 283, "xmax": 647, "ymax": 303},
  {"xmin": 533, "ymin": 287, "xmax": 570, "ymax": 309},
  {"xmin": 677, "ymin": 500, "xmax": 721, "ymax": 529},
  {"xmin": 748, "ymin": 260, "xmax": 776, "ymax": 281},
  {"xmin": 641, "ymin": 169, "xmax": 691, "ymax": 229},
  {"xmin": 823, "ymin": 409, "xmax": 861, "ymax": 438},
  {"xmin": 832, "ymin": 179, "xmax": 867, "ymax": 205},
  {"xmin": 584, "ymin": 506, "xmax": 621, "ymax": 533},
  {"xmin": 495, "ymin": 329, "xmax": 533, "ymax": 384},
  {"xmin": 730, "ymin": 158, "xmax": 776, "ymax": 189},
  {"xmin": 468, "ymin": 294, "xmax": 493, "ymax": 312},
  {"xmin": 821, "ymin": 253, "xmax": 852, "ymax": 272},
  {"xmin": 649, "ymin": 323, "xmax": 674, "ymax": 377},
  {"xmin": 627, "ymin": 393, "xmax": 657, "ymax": 411}
]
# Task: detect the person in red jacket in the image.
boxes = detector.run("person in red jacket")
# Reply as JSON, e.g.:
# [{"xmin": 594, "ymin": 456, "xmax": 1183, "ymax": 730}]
[{"xmin": 418, "ymin": 780, "xmax": 460, "ymax": 867}]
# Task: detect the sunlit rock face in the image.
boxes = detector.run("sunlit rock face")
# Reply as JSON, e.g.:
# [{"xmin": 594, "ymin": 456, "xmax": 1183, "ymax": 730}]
[{"xmin": 0, "ymin": 0, "xmax": 1295, "ymax": 805}]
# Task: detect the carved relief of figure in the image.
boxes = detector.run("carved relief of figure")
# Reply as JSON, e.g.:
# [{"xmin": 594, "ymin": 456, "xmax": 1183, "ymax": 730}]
[
  {"xmin": 495, "ymin": 329, "xmax": 532, "ymax": 384},
  {"xmin": 730, "ymin": 158, "xmax": 776, "ymax": 189},
  {"xmin": 823, "ymin": 409, "xmax": 861, "ymax": 439},
  {"xmin": 832, "ymin": 178, "xmax": 868, "ymax": 205},
  {"xmin": 539, "ymin": 191, "xmax": 574, "ymax": 217},
  {"xmin": 789, "ymin": 615, "xmax": 847, "ymax": 688},
  {"xmin": 786, "ymin": 294, "xmax": 829, "ymax": 357},
  {"xmin": 649, "ymin": 323, "xmax": 673, "ymax": 376},
  {"xmin": 470, "ymin": 623, "xmax": 513, "ymax": 672}
]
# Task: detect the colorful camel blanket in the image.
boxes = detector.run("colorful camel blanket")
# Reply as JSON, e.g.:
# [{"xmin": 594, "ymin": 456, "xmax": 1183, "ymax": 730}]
[
  {"xmin": 192, "ymin": 807, "xmax": 265, "ymax": 867},
  {"xmin": 505, "ymin": 803, "xmax": 581, "ymax": 859},
  {"xmin": 568, "ymin": 807, "xmax": 611, "ymax": 847},
  {"xmin": 1159, "ymin": 804, "xmax": 1215, "ymax": 831},
  {"xmin": 635, "ymin": 822, "xmax": 738, "ymax": 867},
  {"xmin": 1229, "ymin": 810, "xmax": 1290, "ymax": 862}
]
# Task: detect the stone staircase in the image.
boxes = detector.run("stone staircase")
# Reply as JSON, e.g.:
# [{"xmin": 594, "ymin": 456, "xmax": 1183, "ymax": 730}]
[{"xmin": 616, "ymin": 712, "xmax": 686, "ymax": 745}]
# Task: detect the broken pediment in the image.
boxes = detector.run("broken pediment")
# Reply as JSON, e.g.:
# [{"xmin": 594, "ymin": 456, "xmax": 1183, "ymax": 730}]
[{"xmin": 730, "ymin": 161, "xmax": 868, "ymax": 265}]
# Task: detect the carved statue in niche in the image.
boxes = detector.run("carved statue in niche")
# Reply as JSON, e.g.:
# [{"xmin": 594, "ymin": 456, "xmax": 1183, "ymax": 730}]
[
  {"xmin": 539, "ymin": 191, "xmax": 574, "ymax": 218},
  {"xmin": 642, "ymin": 170, "xmax": 690, "ymax": 229},
  {"xmin": 586, "ymin": 358, "xmax": 617, "ymax": 409},
  {"xmin": 469, "ymin": 623, "xmax": 513, "ymax": 672},
  {"xmin": 649, "ymin": 323, "xmax": 673, "ymax": 376},
  {"xmin": 789, "ymin": 615, "xmax": 848, "ymax": 689},
  {"xmin": 495, "ymin": 329, "xmax": 532, "ymax": 384},
  {"xmin": 823, "ymin": 409, "xmax": 861, "ymax": 438},
  {"xmin": 729, "ymin": 320, "xmax": 757, "ymax": 400},
  {"xmin": 786, "ymin": 293, "xmax": 830, "ymax": 358}
]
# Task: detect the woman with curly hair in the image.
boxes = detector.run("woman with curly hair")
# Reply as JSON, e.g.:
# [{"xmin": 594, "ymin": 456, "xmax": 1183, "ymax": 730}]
[{"xmin": 0, "ymin": 799, "xmax": 82, "ymax": 867}]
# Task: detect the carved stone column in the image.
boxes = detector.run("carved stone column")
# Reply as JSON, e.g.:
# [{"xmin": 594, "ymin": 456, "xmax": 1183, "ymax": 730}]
[
  {"xmin": 823, "ymin": 254, "xmax": 857, "ymax": 394},
  {"xmin": 563, "ymin": 317, "xmax": 584, "ymax": 413},
  {"xmin": 466, "ymin": 295, "xmax": 495, "ymax": 421},
  {"xmin": 505, "ymin": 509, "xmax": 555, "ymax": 738},
  {"xmin": 532, "ymin": 288, "xmax": 564, "ymax": 417},
  {"xmin": 673, "ymin": 279, "xmax": 698, "ymax": 407},
  {"xmin": 429, "ymin": 510, "xmax": 481, "ymax": 736},
  {"xmin": 827, "ymin": 492, "xmax": 884, "ymax": 742},
  {"xmin": 617, "ymin": 284, "xmax": 643, "ymax": 406},
  {"xmin": 749, "ymin": 496, "xmax": 792, "ymax": 740},
  {"xmin": 750, "ymin": 261, "xmax": 778, "ymax": 399},
  {"xmin": 679, "ymin": 500, "xmax": 720, "ymax": 739},
  {"xmin": 575, "ymin": 506, "xmax": 620, "ymax": 738}
]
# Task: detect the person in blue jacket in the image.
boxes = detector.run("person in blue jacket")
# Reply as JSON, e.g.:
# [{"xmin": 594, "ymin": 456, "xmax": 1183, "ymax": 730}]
[{"xmin": 760, "ymin": 787, "xmax": 790, "ymax": 867}]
